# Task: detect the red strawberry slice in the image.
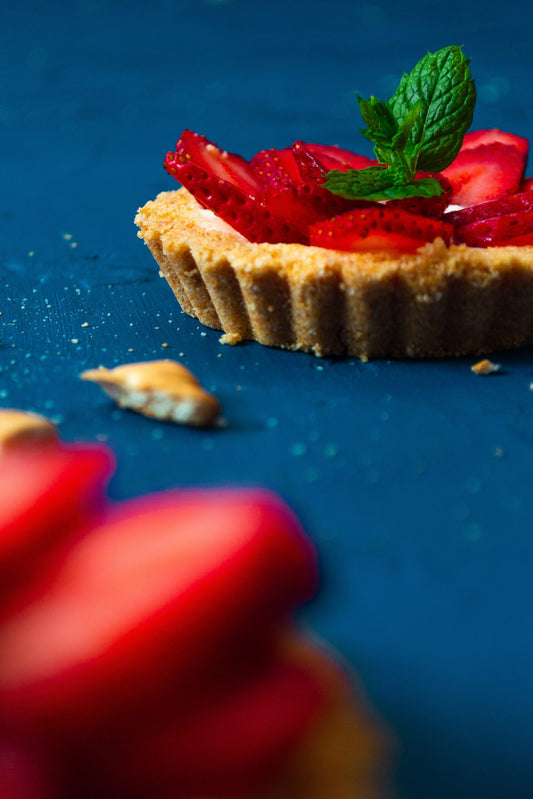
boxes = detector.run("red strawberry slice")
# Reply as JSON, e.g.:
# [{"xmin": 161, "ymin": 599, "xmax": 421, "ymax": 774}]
[
  {"xmin": 520, "ymin": 177, "xmax": 533, "ymax": 192},
  {"xmin": 93, "ymin": 651, "xmax": 325, "ymax": 797},
  {"xmin": 0, "ymin": 446, "xmax": 113, "ymax": 608},
  {"xmin": 309, "ymin": 206, "xmax": 453, "ymax": 254},
  {"xmin": 250, "ymin": 147, "xmax": 303, "ymax": 188},
  {"xmin": 388, "ymin": 172, "xmax": 453, "ymax": 218},
  {"xmin": 442, "ymin": 142, "xmax": 526, "ymax": 206},
  {"xmin": 461, "ymin": 128, "xmax": 529, "ymax": 160},
  {"xmin": 0, "ymin": 737, "xmax": 55, "ymax": 799},
  {"xmin": 265, "ymin": 183, "xmax": 365, "ymax": 237},
  {"xmin": 445, "ymin": 190, "xmax": 533, "ymax": 246},
  {"xmin": 292, "ymin": 141, "xmax": 374, "ymax": 183},
  {"xmin": 453, "ymin": 211, "xmax": 532, "ymax": 246},
  {"xmin": 251, "ymin": 146, "xmax": 366, "ymax": 235},
  {"xmin": 0, "ymin": 488, "xmax": 318, "ymax": 736},
  {"xmin": 165, "ymin": 133, "xmax": 305, "ymax": 243},
  {"xmin": 445, "ymin": 190, "xmax": 533, "ymax": 228},
  {"xmin": 175, "ymin": 130, "xmax": 263, "ymax": 197}
]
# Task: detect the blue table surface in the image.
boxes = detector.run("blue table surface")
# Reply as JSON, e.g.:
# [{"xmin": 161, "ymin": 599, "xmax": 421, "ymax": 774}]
[{"xmin": 2, "ymin": 2, "xmax": 533, "ymax": 797}]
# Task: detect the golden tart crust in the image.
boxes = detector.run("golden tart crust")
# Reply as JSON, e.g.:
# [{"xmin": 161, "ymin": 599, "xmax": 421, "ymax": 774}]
[{"xmin": 136, "ymin": 188, "xmax": 533, "ymax": 360}]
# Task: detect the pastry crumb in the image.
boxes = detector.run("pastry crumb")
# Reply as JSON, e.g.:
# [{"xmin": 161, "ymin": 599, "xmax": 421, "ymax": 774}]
[
  {"xmin": 81, "ymin": 359, "xmax": 221, "ymax": 427},
  {"xmin": 219, "ymin": 331, "xmax": 243, "ymax": 346},
  {"xmin": 0, "ymin": 409, "xmax": 58, "ymax": 451},
  {"xmin": 471, "ymin": 359, "xmax": 501, "ymax": 375}
]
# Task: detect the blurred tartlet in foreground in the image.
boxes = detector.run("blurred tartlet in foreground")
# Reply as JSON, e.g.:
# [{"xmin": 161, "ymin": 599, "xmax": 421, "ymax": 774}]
[{"xmin": 0, "ymin": 442, "xmax": 390, "ymax": 798}]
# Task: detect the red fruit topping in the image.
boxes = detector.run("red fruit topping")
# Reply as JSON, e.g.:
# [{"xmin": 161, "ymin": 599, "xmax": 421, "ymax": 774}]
[
  {"xmin": 0, "ymin": 737, "xmax": 54, "ymax": 799},
  {"xmin": 309, "ymin": 206, "xmax": 453, "ymax": 254},
  {"xmin": 520, "ymin": 176, "xmax": 533, "ymax": 192},
  {"xmin": 265, "ymin": 183, "xmax": 364, "ymax": 237},
  {"xmin": 445, "ymin": 191, "xmax": 533, "ymax": 246},
  {"xmin": 388, "ymin": 172, "xmax": 453, "ymax": 218},
  {"xmin": 165, "ymin": 132, "xmax": 305, "ymax": 243},
  {"xmin": 0, "ymin": 488, "xmax": 318, "ymax": 736},
  {"xmin": 442, "ymin": 142, "xmax": 526, "ymax": 206},
  {"xmin": 292, "ymin": 141, "xmax": 374, "ymax": 181},
  {"xmin": 250, "ymin": 147, "xmax": 303, "ymax": 188},
  {"xmin": 0, "ymin": 445, "xmax": 113, "ymax": 607},
  {"xmin": 252, "ymin": 144, "xmax": 368, "ymax": 235},
  {"xmin": 175, "ymin": 130, "xmax": 263, "ymax": 196},
  {"xmin": 106, "ymin": 653, "xmax": 324, "ymax": 796},
  {"xmin": 461, "ymin": 128, "xmax": 529, "ymax": 160}
]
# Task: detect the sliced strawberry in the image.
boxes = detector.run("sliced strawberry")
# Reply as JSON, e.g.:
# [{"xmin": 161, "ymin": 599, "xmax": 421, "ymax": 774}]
[
  {"xmin": 250, "ymin": 145, "xmax": 366, "ymax": 235},
  {"xmin": 175, "ymin": 130, "xmax": 263, "ymax": 197},
  {"xmin": 442, "ymin": 142, "xmax": 526, "ymax": 206},
  {"xmin": 250, "ymin": 147, "xmax": 303, "ymax": 188},
  {"xmin": 520, "ymin": 176, "xmax": 533, "ymax": 192},
  {"xmin": 0, "ymin": 488, "xmax": 318, "ymax": 736},
  {"xmin": 445, "ymin": 190, "xmax": 533, "ymax": 228},
  {"xmin": 0, "ymin": 446, "xmax": 113, "ymax": 609},
  {"xmin": 165, "ymin": 133, "xmax": 305, "ymax": 243},
  {"xmin": 388, "ymin": 172, "xmax": 453, "ymax": 218},
  {"xmin": 461, "ymin": 128, "xmax": 529, "ymax": 160},
  {"xmin": 0, "ymin": 736, "xmax": 55, "ymax": 799},
  {"xmin": 309, "ymin": 206, "xmax": 453, "ymax": 254},
  {"xmin": 445, "ymin": 190, "xmax": 533, "ymax": 246},
  {"xmin": 91, "ymin": 651, "xmax": 325, "ymax": 797},
  {"xmin": 292, "ymin": 141, "xmax": 374, "ymax": 182},
  {"xmin": 265, "ymin": 183, "xmax": 365, "ymax": 236}
]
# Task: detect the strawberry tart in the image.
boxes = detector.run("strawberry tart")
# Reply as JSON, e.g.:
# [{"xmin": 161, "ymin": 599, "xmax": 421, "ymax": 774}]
[
  {"xmin": 0, "ymin": 444, "xmax": 389, "ymax": 798},
  {"xmin": 136, "ymin": 46, "xmax": 533, "ymax": 359}
]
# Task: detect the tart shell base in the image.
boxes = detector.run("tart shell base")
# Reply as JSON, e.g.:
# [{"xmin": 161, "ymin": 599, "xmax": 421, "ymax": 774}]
[{"xmin": 135, "ymin": 188, "xmax": 533, "ymax": 360}]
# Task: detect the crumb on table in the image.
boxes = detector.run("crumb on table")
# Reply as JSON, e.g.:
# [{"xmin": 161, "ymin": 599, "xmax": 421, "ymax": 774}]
[{"xmin": 471, "ymin": 359, "xmax": 501, "ymax": 375}]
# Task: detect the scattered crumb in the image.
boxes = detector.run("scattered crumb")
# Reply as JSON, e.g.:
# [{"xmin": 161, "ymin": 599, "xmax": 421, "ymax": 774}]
[
  {"xmin": 471, "ymin": 359, "xmax": 501, "ymax": 376},
  {"xmin": 80, "ymin": 359, "xmax": 221, "ymax": 427},
  {"xmin": 162, "ymin": 342, "xmax": 168, "ymax": 348},
  {"xmin": 0, "ymin": 409, "xmax": 58, "ymax": 451},
  {"xmin": 81, "ymin": 322, "xmax": 89, "ymax": 328},
  {"xmin": 219, "ymin": 331, "xmax": 243, "ymax": 346}
]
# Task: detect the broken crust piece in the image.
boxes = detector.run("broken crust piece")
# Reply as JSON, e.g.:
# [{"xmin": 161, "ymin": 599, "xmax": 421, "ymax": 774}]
[
  {"xmin": 81, "ymin": 359, "xmax": 220, "ymax": 427},
  {"xmin": 135, "ymin": 188, "xmax": 533, "ymax": 360},
  {"xmin": 0, "ymin": 409, "xmax": 58, "ymax": 451}
]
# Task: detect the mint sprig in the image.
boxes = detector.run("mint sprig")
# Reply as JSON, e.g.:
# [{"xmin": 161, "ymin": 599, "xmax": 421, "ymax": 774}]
[{"xmin": 323, "ymin": 45, "xmax": 476, "ymax": 202}]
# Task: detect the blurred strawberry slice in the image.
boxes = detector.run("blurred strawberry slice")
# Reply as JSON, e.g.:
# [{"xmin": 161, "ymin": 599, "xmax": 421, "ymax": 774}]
[
  {"xmin": 442, "ymin": 142, "xmax": 526, "ymax": 206},
  {"xmin": 0, "ymin": 736, "xmax": 55, "ymax": 799},
  {"xmin": 0, "ymin": 446, "xmax": 113, "ymax": 607},
  {"xmin": 93, "ymin": 650, "xmax": 325, "ymax": 797},
  {"xmin": 0, "ymin": 489, "xmax": 318, "ymax": 736}
]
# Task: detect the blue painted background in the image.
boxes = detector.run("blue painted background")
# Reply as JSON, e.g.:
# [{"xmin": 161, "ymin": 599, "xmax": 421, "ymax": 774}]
[{"xmin": 1, "ymin": 1, "xmax": 532, "ymax": 796}]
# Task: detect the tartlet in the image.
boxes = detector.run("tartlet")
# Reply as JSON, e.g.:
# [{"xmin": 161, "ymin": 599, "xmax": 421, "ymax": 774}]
[
  {"xmin": 135, "ymin": 187, "xmax": 533, "ymax": 360},
  {"xmin": 135, "ymin": 47, "xmax": 533, "ymax": 360}
]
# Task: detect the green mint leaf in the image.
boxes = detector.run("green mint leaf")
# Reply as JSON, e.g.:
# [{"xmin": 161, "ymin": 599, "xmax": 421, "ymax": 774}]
[
  {"xmin": 388, "ymin": 45, "xmax": 476, "ymax": 173},
  {"xmin": 323, "ymin": 166, "xmax": 402, "ymax": 199},
  {"xmin": 357, "ymin": 96, "xmax": 399, "ymax": 164},
  {"xmin": 323, "ymin": 169, "xmax": 442, "ymax": 202}
]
